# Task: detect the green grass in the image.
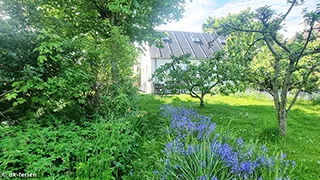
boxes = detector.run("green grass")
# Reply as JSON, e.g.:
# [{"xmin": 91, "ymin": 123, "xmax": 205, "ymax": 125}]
[{"xmin": 137, "ymin": 93, "xmax": 320, "ymax": 179}]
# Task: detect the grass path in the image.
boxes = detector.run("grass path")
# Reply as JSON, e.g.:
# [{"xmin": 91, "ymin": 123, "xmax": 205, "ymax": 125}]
[{"xmin": 137, "ymin": 94, "xmax": 320, "ymax": 179}]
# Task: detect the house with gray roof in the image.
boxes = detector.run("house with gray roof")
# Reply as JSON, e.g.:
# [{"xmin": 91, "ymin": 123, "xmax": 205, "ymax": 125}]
[{"xmin": 138, "ymin": 30, "xmax": 225, "ymax": 93}]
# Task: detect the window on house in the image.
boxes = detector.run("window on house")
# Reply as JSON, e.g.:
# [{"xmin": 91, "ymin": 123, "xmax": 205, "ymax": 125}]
[
  {"xmin": 191, "ymin": 36, "xmax": 201, "ymax": 43},
  {"xmin": 162, "ymin": 36, "xmax": 171, "ymax": 43}
]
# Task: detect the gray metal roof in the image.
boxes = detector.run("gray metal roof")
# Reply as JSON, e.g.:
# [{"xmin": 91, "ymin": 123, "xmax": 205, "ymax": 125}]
[{"xmin": 150, "ymin": 31, "xmax": 225, "ymax": 59}]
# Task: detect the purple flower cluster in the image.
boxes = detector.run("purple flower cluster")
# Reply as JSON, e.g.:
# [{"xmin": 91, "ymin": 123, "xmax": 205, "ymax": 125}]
[
  {"xmin": 160, "ymin": 105, "xmax": 216, "ymax": 140},
  {"xmin": 159, "ymin": 105, "xmax": 296, "ymax": 179}
]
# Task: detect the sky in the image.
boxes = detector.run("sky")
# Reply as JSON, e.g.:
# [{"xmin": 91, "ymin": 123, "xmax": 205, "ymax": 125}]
[{"xmin": 157, "ymin": 0, "xmax": 318, "ymax": 38}]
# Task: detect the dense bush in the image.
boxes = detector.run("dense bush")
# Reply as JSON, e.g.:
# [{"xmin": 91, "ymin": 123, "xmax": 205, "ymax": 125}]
[
  {"xmin": 154, "ymin": 105, "xmax": 296, "ymax": 179},
  {"xmin": 0, "ymin": 0, "xmax": 186, "ymax": 123},
  {"xmin": 0, "ymin": 18, "xmax": 138, "ymax": 123},
  {"xmin": 0, "ymin": 18, "xmax": 95, "ymax": 122},
  {"xmin": 0, "ymin": 112, "xmax": 144, "ymax": 179}
]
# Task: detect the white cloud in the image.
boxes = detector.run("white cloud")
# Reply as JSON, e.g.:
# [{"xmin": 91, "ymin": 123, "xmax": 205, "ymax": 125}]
[
  {"xmin": 157, "ymin": 0, "xmax": 218, "ymax": 32},
  {"xmin": 157, "ymin": 0, "xmax": 317, "ymax": 38}
]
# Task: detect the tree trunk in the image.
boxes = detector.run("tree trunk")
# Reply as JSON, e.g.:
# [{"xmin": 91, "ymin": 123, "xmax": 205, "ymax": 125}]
[
  {"xmin": 199, "ymin": 93, "xmax": 205, "ymax": 107},
  {"xmin": 276, "ymin": 61, "xmax": 294, "ymax": 136},
  {"xmin": 277, "ymin": 102, "xmax": 287, "ymax": 136},
  {"xmin": 200, "ymin": 98, "xmax": 204, "ymax": 107}
]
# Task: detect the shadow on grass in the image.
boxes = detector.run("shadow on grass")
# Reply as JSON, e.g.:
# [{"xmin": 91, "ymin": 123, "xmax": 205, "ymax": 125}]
[
  {"xmin": 137, "ymin": 95, "xmax": 168, "ymax": 140},
  {"xmin": 258, "ymin": 127, "xmax": 279, "ymax": 142}
]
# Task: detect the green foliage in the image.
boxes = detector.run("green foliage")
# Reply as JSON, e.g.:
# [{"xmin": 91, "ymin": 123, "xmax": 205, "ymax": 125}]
[
  {"xmin": 0, "ymin": 112, "xmax": 143, "ymax": 179},
  {"xmin": 0, "ymin": 12, "xmax": 139, "ymax": 123},
  {"xmin": 1, "ymin": 0, "xmax": 186, "ymax": 44},
  {"xmin": 152, "ymin": 53, "xmax": 246, "ymax": 107},
  {"xmin": 1, "ymin": 27, "xmax": 95, "ymax": 122},
  {"xmin": 203, "ymin": 8, "xmax": 262, "ymax": 64},
  {"xmin": 1, "ymin": 0, "xmax": 186, "ymax": 122},
  {"xmin": 95, "ymin": 27, "xmax": 139, "ymax": 117},
  {"xmin": 0, "ymin": 0, "xmax": 188, "ymax": 179},
  {"xmin": 0, "ymin": 17, "xmax": 38, "ymax": 120},
  {"xmin": 249, "ymin": 46, "xmax": 320, "ymax": 93}
]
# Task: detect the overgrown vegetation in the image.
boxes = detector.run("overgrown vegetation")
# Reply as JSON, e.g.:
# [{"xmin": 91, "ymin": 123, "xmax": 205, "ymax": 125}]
[
  {"xmin": 0, "ymin": 113, "xmax": 145, "ymax": 179},
  {"xmin": 0, "ymin": 0, "xmax": 186, "ymax": 179}
]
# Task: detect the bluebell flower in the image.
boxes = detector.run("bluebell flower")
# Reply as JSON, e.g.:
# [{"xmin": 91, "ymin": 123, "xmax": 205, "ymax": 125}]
[
  {"xmin": 280, "ymin": 153, "xmax": 287, "ymax": 160},
  {"xmin": 258, "ymin": 155, "xmax": 267, "ymax": 166},
  {"xmin": 211, "ymin": 176, "xmax": 218, "ymax": 180},
  {"xmin": 236, "ymin": 138, "xmax": 244, "ymax": 145},
  {"xmin": 185, "ymin": 144, "xmax": 194, "ymax": 155},
  {"xmin": 244, "ymin": 148, "xmax": 253, "ymax": 158},
  {"xmin": 261, "ymin": 145, "xmax": 268, "ymax": 153},
  {"xmin": 199, "ymin": 175, "xmax": 207, "ymax": 180},
  {"xmin": 201, "ymin": 160, "xmax": 207, "ymax": 168},
  {"xmin": 205, "ymin": 123, "xmax": 216, "ymax": 139},
  {"xmin": 165, "ymin": 142, "xmax": 173, "ymax": 154},
  {"xmin": 240, "ymin": 160, "xmax": 255, "ymax": 174},
  {"xmin": 160, "ymin": 105, "xmax": 295, "ymax": 180},
  {"xmin": 266, "ymin": 157, "xmax": 274, "ymax": 169},
  {"xmin": 161, "ymin": 175, "xmax": 167, "ymax": 180}
]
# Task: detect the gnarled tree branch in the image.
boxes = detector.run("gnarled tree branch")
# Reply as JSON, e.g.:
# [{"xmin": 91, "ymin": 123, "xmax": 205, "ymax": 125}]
[
  {"xmin": 280, "ymin": 0, "xmax": 297, "ymax": 23},
  {"xmin": 286, "ymin": 65, "xmax": 315, "ymax": 112},
  {"xmin": 295, "ymin": 20, "xmax": 316, "ymax": 66}
]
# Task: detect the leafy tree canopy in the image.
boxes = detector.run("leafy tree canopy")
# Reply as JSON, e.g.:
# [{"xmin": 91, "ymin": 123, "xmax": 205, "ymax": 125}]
[
  {"xmin": 203, "ymin": 1, "xmax": 320, "ymax": 136},
  {"xmin": 1, "ymin": 0, "xmax": 186, "ymax": 43},
  {"xmin": 0, "ymin": 0, "xmax": 187, "ymax": 122},
  {"xmin": 152, "ymin": 52, "xmax": 246, "ymax": 107}
]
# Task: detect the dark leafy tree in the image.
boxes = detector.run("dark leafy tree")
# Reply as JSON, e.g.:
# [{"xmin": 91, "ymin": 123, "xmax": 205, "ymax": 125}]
[{"xmin": 0, "ymin": 0, "xmax": 186, "ymax": 121}]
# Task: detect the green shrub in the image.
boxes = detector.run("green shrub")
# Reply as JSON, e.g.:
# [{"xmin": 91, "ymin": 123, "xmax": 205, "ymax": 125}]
[
  {"xmin": 1, "ymin": 19, "xmax": 138, "ymax": 125},
  {"xmin": 0, "ymin": 112, "xmax": 143, "ymax": 179}
]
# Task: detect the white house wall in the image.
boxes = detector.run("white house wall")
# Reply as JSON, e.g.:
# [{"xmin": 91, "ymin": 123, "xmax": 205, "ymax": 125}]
[
  {"xmin": 152, "ymin": 59, "xmax": 202, "ymax": 75},
  {"xmin": 138, "ymin": 30, "xmax": 224, "ymax": 94},
  {"xmin": 139, "ymin": 42, "xmax": 153, "ymax": 93},
  {"xmin": 148, "ymin": 58, "xmax": 203, "ymax": 93}
]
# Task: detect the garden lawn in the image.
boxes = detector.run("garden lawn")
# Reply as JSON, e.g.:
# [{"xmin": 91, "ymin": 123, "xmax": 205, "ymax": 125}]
[{"xmin": 137, "ymin": 94, "xmax": 320, "ymax": 179}]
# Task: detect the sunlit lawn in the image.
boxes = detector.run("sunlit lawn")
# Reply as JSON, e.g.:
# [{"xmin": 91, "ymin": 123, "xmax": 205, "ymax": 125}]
[{"xmin": 138, "ymin": 93, "xmax": 320, "ymax": 179}]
